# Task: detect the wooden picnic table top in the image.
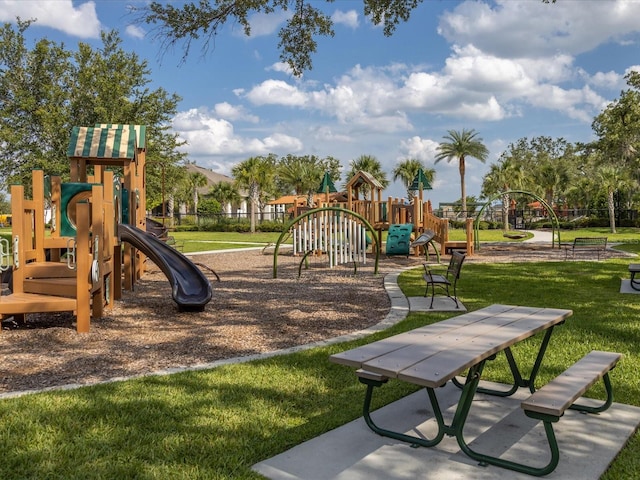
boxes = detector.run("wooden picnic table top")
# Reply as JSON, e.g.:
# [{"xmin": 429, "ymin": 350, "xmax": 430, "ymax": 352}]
[{"xmin": 330, "ymin": 304, "xmax": 573, "ymax": 388}]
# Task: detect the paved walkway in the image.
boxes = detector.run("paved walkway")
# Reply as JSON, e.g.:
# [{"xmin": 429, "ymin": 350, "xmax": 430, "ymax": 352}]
[{"xmin": 522, "ymin": 229, "xmax": 555, "ymax": 243}]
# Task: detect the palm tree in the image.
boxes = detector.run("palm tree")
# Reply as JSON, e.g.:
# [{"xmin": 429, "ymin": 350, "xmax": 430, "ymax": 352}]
[
  {"xmin": 481, "ymin": 158, "xmax": 524, "ymax": 230},
  {"xmin": 209, "ymin": 181, "xmax": 241, "ymax": 215},
  {"xmin": 277, "ymin": 155, "xmax": 324, "ymax": 206},
  {"xmin": 346, "ymin": 154, "xmax": 389, "ymax": 199},
  {"xmin": 435, "ymin": 129, "xmax": 489, "ymax": 218},
  {"xmin": 232, "ymin": 156, "xmax": 274, "ymax": 233},
  {"xmin": 392, "ymin": 158, "xmax": 435, "ymax": 200},
  {"xmin": 596, "ymin": 165, "xmax": 634, "ymax": 234},
  {"xmin": 186, "ymin": 171, "xmax": 208, "ymax": 222}
]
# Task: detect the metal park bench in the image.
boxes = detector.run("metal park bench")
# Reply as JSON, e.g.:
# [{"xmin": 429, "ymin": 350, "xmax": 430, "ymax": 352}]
[
  {"xmin": 563, "ymin": 237, "xmax": 607, "ymax": 260},
  {"xmin": 422, "ymin": 251, "xmax": 465, "ymax": 309}
]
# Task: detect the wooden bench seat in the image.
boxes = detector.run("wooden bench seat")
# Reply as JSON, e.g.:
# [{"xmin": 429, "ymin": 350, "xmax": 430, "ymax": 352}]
[
  {"xmin": 518, "ymin": 350, "xmax": 622, "ymax": 475},
  {"xmin": 522, "ymin": 350, "xmax": 621, "ymax": 417},
  {"xmin": 563, "ymin": 237, "xmax": 607, "ymax": 260}
]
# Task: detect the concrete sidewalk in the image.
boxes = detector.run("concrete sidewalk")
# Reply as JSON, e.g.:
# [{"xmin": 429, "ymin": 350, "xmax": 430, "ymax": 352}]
[{"xmin": 253, "ymin": 380, "xmax": 640, "ymax": 480}]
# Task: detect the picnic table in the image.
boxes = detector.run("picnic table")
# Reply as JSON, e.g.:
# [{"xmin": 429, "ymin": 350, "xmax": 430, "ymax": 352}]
[{"xmin": 330, "ymin": 304, "xmax": 620, "ymax": 476}]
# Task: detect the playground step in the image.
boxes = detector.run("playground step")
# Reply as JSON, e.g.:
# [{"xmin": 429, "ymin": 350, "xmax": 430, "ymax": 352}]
[
  {"xmin": 24, "ymin": 262, "xmax": 76, "ymax": 279},
  {"xmin": 24, "ymin": 278, "xmax": 77, "ymax": 298},
  {"xmin": 0, "ymin": 292, "xmax": 77, "ymax": 315}
]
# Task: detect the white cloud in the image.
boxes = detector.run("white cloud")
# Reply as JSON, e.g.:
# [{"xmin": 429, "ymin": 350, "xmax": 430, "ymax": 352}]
[
  {"xmin": 268, "ymin": 62, "xmax": 294, "ymax": 75},
  {"xmin": 398, "ymin": 136, "xmax": 440, "ymax": 164},
  {"xmin": 244, "ymin": 80, "xmax": 307, "ymax": 106},
  {"xmin": 587, "ymin": 70, "xmax": 622, "ymax": 89},
  {"xmin": 332, "ymin": 10, "xmax": 359, "ymax": 29},
  {"xmin": 214, "ymin": 102, "xmax": 259, "ymax": 123},
  {"xmin": 172, "ymin": 108, "xmax": 301, "ymax": 160},
  {"xmin": 0, "ymin": 0, "xmax": 101, "ymax": 38},
  {"xmin": 125, "ymin": 24, "xmax": 145, "ymax": 40},
  {"xmin": 438, "ymin": 0, "xmax": 640, "ymax": 58},
  {"xmin": 242, "ymin": 10, "xmax": 291, "ymax": 38}
]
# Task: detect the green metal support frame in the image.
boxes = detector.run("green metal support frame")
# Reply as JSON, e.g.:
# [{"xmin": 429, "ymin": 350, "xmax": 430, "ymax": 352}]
[
  {"xmin": 474, "ymin": 190, "xmax": 561, "ymax": 251},
  {"xmin": 358, "ymin": 362, "xmax": 486, "ymax": 449},
  {"xmin": 460, "ymin": 371, "xmax": 615, "ymax": 476},
  {"xmin": 273, "ymin": 207, "xmax": 380, "ymax": 278}
]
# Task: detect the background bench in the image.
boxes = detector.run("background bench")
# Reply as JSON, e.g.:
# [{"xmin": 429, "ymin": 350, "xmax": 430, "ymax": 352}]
[{"xmin": 563, "ymin": 237, "xmax": 607, "ymax": 260}]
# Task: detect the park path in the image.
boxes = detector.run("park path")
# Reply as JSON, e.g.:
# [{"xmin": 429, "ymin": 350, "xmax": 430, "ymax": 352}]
[{"xmin": 522, "ymin": 230, "xmax": 555, "ymax": 243}]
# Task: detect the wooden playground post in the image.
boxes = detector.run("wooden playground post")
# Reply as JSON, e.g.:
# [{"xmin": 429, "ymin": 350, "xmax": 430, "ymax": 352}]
[
  {"xmin": 10, "ymin": 184, "xmax": 26, "ymax": 296},
  {"xmin": 75, "ymin": 201, "xmax": 91, "ymax": 333}
]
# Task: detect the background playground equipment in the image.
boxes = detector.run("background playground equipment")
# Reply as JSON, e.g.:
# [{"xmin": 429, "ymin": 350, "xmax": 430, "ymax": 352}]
[
  {"xmin": 272, "ymin": 207, "xmax": 380, "ymax": 278},
  {"xmin": 474, "ymin": 190, "xmax": 562, "ymax": 251},
  {"xmin": 385, "ymin": 223, "xmax": 413, "ymax": 256},
  {"xmin": 67, "ymin": 124, "xmax": 211, "ymax": 311},
  {"xmin": 324, "ymin": 170, "xmax": 475, "ymax": 258}
]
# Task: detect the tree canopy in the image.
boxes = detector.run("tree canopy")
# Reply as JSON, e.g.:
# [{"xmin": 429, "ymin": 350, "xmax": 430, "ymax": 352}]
[
  {"xmin": 0, "ymin": 20, "xmax": 185, "ymax": 207},
  {"xmin": 134, "ymin": 0, "xmax": 433, "ymax": 77},
  {"xmin": 435, "ymin": 129, "xmax": 488, "ymax": 218}
]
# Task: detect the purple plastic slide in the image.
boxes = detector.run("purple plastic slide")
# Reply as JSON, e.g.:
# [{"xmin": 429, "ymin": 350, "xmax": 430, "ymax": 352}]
[{"xmin": 118, "ymin": 224, "xmax": 212, "ymax": 311}]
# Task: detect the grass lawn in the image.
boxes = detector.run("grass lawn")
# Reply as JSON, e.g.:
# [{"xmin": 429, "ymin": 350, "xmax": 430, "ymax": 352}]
[{"xmin": 1, "ymin": 229, "xmax": 640, "ymax": 478}]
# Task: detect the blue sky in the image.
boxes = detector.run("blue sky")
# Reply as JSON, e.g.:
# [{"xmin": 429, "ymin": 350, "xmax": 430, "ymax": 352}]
[{"xmin": 2, "ymin": 0, "xmax": 640, "ymax": 207}]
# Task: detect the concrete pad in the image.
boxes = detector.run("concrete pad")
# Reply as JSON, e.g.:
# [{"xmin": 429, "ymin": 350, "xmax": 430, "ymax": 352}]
[
  {"xmin": 620, "ymin": 279, "xmax": 640, "ymax": 294},
  {"xmin": 408, "ymin": 296, "xmax": 467, "ymax": 312},
  {"xmin": 253, "ymin": 381, "xmax": 640, "ymax": 480}
]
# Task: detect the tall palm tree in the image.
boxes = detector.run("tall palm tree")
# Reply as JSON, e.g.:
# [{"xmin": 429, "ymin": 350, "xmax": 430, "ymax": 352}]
[
  {"xmin": 596, "ymin": 165, "xmax": 634, "ymax": 234},
  {"xmin": 232, "ymin": 156, "xmax": 273, "ymax": 233},
  {"xmin": 186, "ymin": 171, "xmax": 208, "ymax": 222},
  {"xmin": 346, "ymin": 154, "xmax": 389, "ymax": 199},
  {"xmin": 209, "ymin": 181, "xmax": 241, "ymax": 215},
  {"xmin": 392, "ymin": 158, "xmax": 435, "ymax": 200},
  {"xmin": 435, "ymin": 129, "xmax": 489, "ymax": 218}
]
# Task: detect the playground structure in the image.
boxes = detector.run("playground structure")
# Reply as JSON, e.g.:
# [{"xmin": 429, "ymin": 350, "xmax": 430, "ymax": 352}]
[
  {"xmin": 272, "ymin": 170, "xmax": 475, "ymax": 277},
  {"xmin": 273, "ymin": 207, "xmax": 380, "ymax": 278},
  {"xmin": 0, "ymin": 124, "xmax": 212, "ymax": 333},
  {"xmin": 323, "ymin": 170, "xmax": 474, "ymax": 258}
]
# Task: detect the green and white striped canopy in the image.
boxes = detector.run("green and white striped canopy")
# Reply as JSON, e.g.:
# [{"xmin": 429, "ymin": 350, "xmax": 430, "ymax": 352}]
[{"xmin": 67, "ymin": 124, "xmax": 146, "ymax": 160}]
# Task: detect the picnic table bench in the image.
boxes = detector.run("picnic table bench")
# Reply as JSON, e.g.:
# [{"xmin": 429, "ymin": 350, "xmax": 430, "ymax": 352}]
[
  {"xmin": 563, "ymin": 237, "xmax": 607, "ymax": 260},
  {"xmin": 330, "ymin": 304, "xmax": 621, "ymax": 476},
  {"xmin": 628, "ymin": 264, "xmax": 640, "ymax": 291}
]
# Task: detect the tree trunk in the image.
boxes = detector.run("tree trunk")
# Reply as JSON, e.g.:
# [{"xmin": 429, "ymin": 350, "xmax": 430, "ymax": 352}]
[
  {"xmin": 608, "ymin": 190, "xmax": 617, "ymax": 234},
  {"xmin": 502, "ymin": 193, "xmax": 510, "ymax": 230},
  {"xmin": 168, "ymin": 195, "xmax": 175, "ymax": 227},
  {"xmin": 250, "ymin": 201, "xmax": 256, "ymax": 233},
  {"xmin": 459, "ymin": 157, "xmax": 467, "ymax": 218}
]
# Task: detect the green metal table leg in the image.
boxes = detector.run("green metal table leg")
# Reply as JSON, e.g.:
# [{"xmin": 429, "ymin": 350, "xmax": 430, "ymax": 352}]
[
  {"xmin": 459, "ymin": 410, "xmax": 562, "ymax": 477},
  {"xmin": 452, "ymin": 350, "xmax": 523, "ymax": 397},
  {"xmin": 359, "ymin": 377, "xmax": 446, "ymax": 447},
  {"xmin": 527, "ymin": 325, "xmax": 558, "ymax": 393}
]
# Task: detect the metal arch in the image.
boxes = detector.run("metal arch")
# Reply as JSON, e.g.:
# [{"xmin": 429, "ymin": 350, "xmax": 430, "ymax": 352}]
[
  {"xmin": 272, "ymin": 206, "xmax": 380, "ymax": 278},
  {"xmin": 474, "ymin": 190, "xmax": 561, "ymax": 251}
]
